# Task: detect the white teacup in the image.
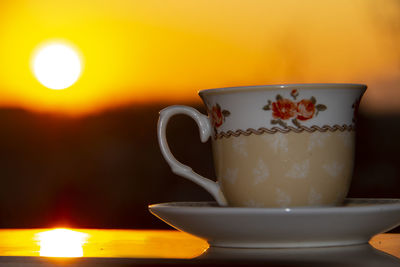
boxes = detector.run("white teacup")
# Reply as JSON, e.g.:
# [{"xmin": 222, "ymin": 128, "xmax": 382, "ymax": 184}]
[{"xmin": 158, "ymin": 84, "xmax": 366, "ymax": 207}]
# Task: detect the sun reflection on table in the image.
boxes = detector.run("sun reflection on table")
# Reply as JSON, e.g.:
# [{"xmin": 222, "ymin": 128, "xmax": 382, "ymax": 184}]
[
  {"xmin": 0, "ymin": 228, "xmax": 208, "ymax": 259},
  {"xmin": 0, "ymin": 228, "xmax": 397, "ymax": 262},
  {"xmin": 36, "ymin": 228, "xmax": 87, "ymax": 257}
]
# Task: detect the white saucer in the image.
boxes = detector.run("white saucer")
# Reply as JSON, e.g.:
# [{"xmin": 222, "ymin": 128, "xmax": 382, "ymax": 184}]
[{"xmin": 149, "ymin": 198, "xmax": 400, "ymax": 248}]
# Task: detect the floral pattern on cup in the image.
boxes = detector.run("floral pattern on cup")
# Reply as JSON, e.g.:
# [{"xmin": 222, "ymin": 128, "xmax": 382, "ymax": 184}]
[
  {"xmin": 263, "ymin": 90, "xmax": 327, "ymax": 128},
  {"xmin": 211, "ymin": 103, "xmax": 230, "ymax": 130}
]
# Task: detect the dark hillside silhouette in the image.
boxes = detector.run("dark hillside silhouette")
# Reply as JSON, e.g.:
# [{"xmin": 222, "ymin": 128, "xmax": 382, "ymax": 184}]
[{"xmin": 0, "ymin": 105, "xmax": 398, "ymax": 231}]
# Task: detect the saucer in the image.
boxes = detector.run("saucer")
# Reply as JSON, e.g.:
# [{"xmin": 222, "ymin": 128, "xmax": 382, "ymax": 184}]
[{"xmin": 149, "ymin": 198, "xmax": 400, "ymax": 248}]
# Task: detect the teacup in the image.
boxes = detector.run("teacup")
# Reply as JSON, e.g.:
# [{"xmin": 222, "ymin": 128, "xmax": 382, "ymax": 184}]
[{"xmin": 158, "ymin": 84, "xmax": 366, "ymax": 207}]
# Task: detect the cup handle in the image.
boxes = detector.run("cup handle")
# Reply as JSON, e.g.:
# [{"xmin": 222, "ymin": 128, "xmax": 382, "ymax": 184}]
[{"xmin": 157, "ymin": 105, "xmax": 228, "ymax": 206}]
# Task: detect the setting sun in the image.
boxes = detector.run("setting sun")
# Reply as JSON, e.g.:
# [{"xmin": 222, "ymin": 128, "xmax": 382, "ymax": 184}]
[{"xmin": 32, "ymin": 42, "xmax": 82, "ymax": 90}]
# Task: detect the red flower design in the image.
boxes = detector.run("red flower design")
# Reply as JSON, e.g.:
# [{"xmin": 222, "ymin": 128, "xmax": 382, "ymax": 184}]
[
  {"xmin": 272, "ymin": 99, "xmax": 297, "ymax": 120},
  {"xmin": 212, "ymin": 105, "xmax": 223, "ymax": 128},
  {"xmin": 296, "ymin": 99, "xmax": 315, "ymax": 121},
  {"xmin": 290, "ymin": 89, "xmax": 298, "ymax": 99}
]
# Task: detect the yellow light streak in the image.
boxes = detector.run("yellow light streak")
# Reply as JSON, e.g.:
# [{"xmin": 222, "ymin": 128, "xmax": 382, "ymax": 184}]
[{"xmin": 0, "ymin": 229, "xmax": 207, "ymax": 258}]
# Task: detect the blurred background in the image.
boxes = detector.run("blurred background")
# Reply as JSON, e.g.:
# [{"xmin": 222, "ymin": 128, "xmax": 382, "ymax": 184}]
[{"xmin": 0, "ymin": 0, "xmax": 399, "ymax": 230}]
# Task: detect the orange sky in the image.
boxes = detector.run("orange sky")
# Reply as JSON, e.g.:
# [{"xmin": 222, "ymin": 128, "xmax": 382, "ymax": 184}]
[{"xmin": 0, "ymin": 0, "xmax": 399, "ymax": 115}]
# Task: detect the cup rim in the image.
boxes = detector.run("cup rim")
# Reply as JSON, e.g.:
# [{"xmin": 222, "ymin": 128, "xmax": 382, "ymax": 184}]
[{"xmin": 199, "ymin": 83, "xmax": 367, "ymax": 96}]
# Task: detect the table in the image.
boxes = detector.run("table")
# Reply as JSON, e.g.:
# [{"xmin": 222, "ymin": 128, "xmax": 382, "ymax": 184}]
[{"xmin": 0, "ymin": 229, "xmax": 398, "ymax": 266}]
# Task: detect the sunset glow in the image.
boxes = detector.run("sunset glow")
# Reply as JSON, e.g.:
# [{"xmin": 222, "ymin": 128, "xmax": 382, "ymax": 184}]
[{"xmin": 0, "ymin": 0, "xmax": 398, "ymax": 115}]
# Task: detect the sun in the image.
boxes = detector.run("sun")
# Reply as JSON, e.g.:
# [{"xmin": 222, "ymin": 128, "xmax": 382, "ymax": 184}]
[{"xmin": 32, "ymin": 42, "xmax": 82, "ymax": 90}]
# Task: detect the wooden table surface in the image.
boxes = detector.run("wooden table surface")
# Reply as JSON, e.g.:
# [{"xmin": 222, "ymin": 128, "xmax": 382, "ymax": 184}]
[{"xmin": 0, "ymin": 229, "xmax": 398, "ymax": 266}]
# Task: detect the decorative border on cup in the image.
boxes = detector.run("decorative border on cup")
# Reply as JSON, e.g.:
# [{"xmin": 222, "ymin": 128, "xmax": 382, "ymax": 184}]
[{"xmin": 215, "ymin": 124, "xmax": 354, "ymax": 139}]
